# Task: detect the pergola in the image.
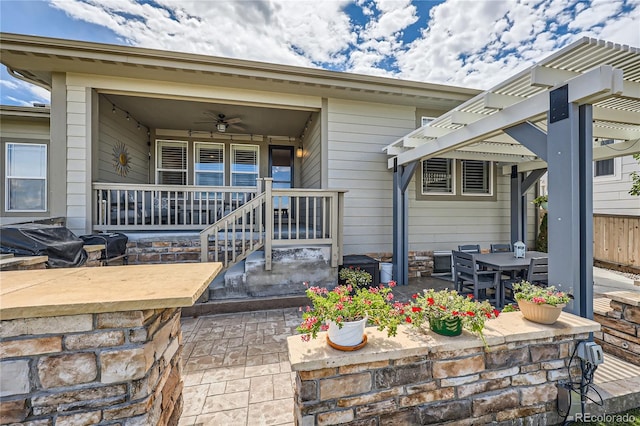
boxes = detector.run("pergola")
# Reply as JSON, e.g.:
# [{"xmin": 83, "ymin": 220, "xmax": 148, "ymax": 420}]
[{"xmin": 384, "ymin": 37, "xmax": 640, "ymax": 318}]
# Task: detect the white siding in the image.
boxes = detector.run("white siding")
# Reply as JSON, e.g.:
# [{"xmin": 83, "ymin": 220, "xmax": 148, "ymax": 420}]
[
  {"xmin": 65, "ymin": 85, "xmax": 88, "ymax": 234},
  {"xmin": 326, "ymin": 99, "xmax": 416, "ymax": 254},
  {"xmin": 97, "ymin": 96, "xmax": 149, "ymax": 183},
  {"xmin": 301, "ymin": 111, "xmax": 321, "ymax": 189},
  {"xmin": 593, "ymin": 155, "xmax": 640, "ymax": 215}
]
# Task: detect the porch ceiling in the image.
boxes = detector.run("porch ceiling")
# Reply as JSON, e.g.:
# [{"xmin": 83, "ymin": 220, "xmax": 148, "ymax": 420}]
[
  {"xmin": 106, "ymin": 94, "xmax": 312, "ymax": 138},
  {"xmin": 384, "ymin": 38, "xmax": 640, "ymax": 171}
]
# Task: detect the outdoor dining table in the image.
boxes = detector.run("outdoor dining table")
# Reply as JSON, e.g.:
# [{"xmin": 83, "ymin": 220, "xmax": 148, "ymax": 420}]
[
  {"xmin": 474, "ymin": 250, "xmax": 548, "ymax": 307},
  {"xmin": 474, "ymin": 250, "xmax": 548, "ymax": 274}
]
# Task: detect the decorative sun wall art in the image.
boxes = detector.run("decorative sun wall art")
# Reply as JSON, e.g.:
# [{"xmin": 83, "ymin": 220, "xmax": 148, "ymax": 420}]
[{"xmin": 112, "ymin": 141, "xmax": 131, "ymax": 177}]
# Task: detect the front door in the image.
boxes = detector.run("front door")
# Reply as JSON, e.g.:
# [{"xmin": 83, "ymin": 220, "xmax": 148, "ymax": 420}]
[{"xmin": 269, "ymin": 146, "xmax": 293, "ymax": 216}]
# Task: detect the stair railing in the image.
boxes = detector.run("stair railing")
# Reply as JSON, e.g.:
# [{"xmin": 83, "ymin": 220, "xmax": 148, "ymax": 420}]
[{"xmin": 200, "ymin": 178, "xmax": 347, "ymax": 272}]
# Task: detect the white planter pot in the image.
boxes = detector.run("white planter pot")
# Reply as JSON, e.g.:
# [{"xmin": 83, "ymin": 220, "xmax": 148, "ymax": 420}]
[{"xmin": 327, "ymin": 318, "xmax": 366, "ymax": 347}]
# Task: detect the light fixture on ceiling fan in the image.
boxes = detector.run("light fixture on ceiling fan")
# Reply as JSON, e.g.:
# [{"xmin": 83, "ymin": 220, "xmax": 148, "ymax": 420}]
[{"xmin": 195, "ymin": 112, "xmax": 242, "ymax": 133}]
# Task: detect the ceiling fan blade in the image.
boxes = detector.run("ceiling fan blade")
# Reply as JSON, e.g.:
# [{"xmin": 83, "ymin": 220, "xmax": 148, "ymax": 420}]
[
  {"xmin": 193, "ymin": 121, "xmax": 216, "ymax": 124},
  {"xmin": 225, "ymin": 117, "xmax": 242, "ymax": 124}
]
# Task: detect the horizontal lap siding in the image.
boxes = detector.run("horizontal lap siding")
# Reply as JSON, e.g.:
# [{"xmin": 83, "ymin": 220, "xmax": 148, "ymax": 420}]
[
  {"xmin": 327, "ymin": 99, "xmax": 415, "ymax": 255},
  {"xmin": 97, "ymin": 96, "xmax": 149, "ymax": 184},
  {"xmin": 593, "ymin": 155, "xmax": 640, "ymax": 216},
  {"xmin": 302, "ymin": 112, "xmax": 321, "ymax": 189},
  {"xmin": 408, "ymin": 173, "xmax": 536, "ymax": 250}
]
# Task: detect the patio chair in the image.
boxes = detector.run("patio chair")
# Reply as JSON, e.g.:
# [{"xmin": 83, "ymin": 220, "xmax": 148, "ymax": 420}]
[
  {"xmin": 501, "ymin": 257, "xmax": 549, "ymax": 306},
  {"xmin": 452, "ymin": 250, "xmax": 500, "ymax": 305},
  {"xmin": 490, "ymin": 243, "xmax": 512, "ymax": 253},
  {"xmin": 458, "ymin": 244, "xmax": 481, "ymax": 253}
]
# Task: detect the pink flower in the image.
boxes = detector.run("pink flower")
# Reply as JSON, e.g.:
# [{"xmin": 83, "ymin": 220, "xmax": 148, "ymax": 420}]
[
  {"xmin": 388, "ymin": 280, "xmax": 396, "ymax": 287},
  {"xmin": 386, "ymin": 293, "xmax": 394, "ymax": 301},
  {"xmin": 532, "ymin": 296, "xmax": 547, "ymax": 304},
  {"xmin": 321, "ymin": 324, "xmax": 329, "ymax": 331}
]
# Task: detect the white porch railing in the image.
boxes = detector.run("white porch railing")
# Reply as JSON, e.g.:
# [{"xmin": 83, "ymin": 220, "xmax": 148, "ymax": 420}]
[
  {"xmin": 92, "ymin": 183, "xmax": 258, "ymax": 231},
  {"xmin": 200, "ymin": 178, "xmax": 346, "ymax": 271}
]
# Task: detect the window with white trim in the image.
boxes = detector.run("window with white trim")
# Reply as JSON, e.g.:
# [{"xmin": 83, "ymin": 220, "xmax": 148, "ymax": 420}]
[
  {"xmin": 156, "ymin": 140, "xmax": 187, "ymax": 185},
  {"xmin": 231, "ymin": 144, "xmax": 259, "ymax": 187},
  {"xmin": 194, "ymin": 142, "xmax": 224, "ymax": 186},
  {"xmin": 421, "ymin": 116, "xmax": 436, "ymax": 127},
  {"xmin": 462, "ymin": 160, "xmax": 492, "ymax": 195},
  {"xmin": 422, "ymin": 158, "xmax": 454, "ymax": 194},
  {"xmin": 594, "ymin": 139, "xmax": 615, "ymax": 177},
  {"xmin": 5, "ymin": 143, "xmax": 47, "ymax": 211}
]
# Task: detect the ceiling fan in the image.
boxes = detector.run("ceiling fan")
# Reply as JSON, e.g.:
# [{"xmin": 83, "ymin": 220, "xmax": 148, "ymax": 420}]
[{"xmin": 195, "ymin": 112, "xmax": 242, "ymax": 133}]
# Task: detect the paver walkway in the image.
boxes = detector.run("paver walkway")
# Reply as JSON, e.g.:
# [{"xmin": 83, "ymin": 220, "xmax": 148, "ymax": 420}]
[{"xmin": 178, "ymin": 308, "xmax": 301, "ymax": 426}]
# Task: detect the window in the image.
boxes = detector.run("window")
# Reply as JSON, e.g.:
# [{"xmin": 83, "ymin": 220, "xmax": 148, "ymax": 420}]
[
  {"xmin": 417, "ymin": 158, "xmax": 495, "ymax": 200},
  {"xmin": 156, "ymin": 140, "xmax": 187, "ymax": 185},
  {"xmin": 5, "ymin": 143, "xmax": 47, "ymax": 211},
  {"xmin": 421, "ymin": 116, "xmax": 436, "ymax": 127},
  {"xmin": 231, "ymin": 144, "xmax": 259, "ymax": 187},
  {"xmin": 422, "ymin": 158, "xmax": 454, "ymax": 194},
  {"xmin": 462, "ymin": 160, "xmax": 491, "ymax": 195},
  {"xmin": 594, "ymin": 139, "xmax": 615, "ymax": 177},
  {"xmin": 194, "ymin": 142, "xmax": 224, "ymax": 186}
]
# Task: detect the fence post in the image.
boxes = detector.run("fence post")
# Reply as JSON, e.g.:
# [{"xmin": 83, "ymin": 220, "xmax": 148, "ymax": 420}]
[{"xmin": 264, "ymin": 178, "xmax": 273, "ymax": 271}]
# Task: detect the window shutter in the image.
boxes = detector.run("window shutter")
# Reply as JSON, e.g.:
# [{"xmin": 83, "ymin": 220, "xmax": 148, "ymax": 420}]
[
  {"xmin": 422, "ymin": 158, "xmax": 453, "ymax": 194},
  {"xmin": 594, "ymin": 139, "xmax": 615, "ymax": 177},
  {"xmin": 462, "ymin": 160, "xmax": 490, "ymax": 194}
]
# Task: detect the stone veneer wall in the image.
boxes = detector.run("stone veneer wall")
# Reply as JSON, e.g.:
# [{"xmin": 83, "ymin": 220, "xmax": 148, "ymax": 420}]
[
  {"xmin": 594, "ymin": 292, "xmax": 640, "ymax": 366},
  {"xmin": 126, "ymin": 235, "xmax": 201, "ymax": 265},
  {"xmin": 293, "ymin": 330, "xmax": 591, "ymax": 425},
  {"xmin": 366, "ymin": 251, "xmax": 434, "ymax": 278},
  {"xmin": 0, "ymin": 307, "xmax": 183, "ymax": 425}
]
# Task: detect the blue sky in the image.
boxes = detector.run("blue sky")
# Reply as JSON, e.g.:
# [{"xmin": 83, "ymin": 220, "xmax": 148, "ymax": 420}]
[{"xmin": 1, "ymin": 0, "xmax": 638, "ymax": 106}]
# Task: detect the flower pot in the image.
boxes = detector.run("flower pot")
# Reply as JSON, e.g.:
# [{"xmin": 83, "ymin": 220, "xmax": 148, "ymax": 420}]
[
  {"xmin": 518, "ymin": 299, "xmax": 565, "ymax": 324},
  {"xmin": 429, "ymin": 316, "xmax": 462, "ymax": 336},
  {"xmin": 327, "ymin": 318, "xmax": 367, "ymax": 349}
]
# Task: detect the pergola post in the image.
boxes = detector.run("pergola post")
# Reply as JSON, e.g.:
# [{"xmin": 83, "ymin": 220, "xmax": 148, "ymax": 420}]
[
  {"xmin": 392, "ymin": 159, "xmax": 417, "ymax": 286},
  {"xmin": 510, "ymin": 166, "xmax": 524, "ymax": 243},
  {"xmin": 546, "ymin": 85, "xmax": 593, "ymax": 318}
]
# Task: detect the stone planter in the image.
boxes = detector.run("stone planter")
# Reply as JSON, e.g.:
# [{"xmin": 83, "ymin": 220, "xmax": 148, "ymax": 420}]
[
  {"xmin": 518, "ymin": 299, "xmax": 565, "ymax": 324},
  {"xmin": 429, "ymin": 316, "xmax": 463, "ymax": 336},
  {"xmin": 327, "ymin": 318, "xmax": 367, "ymax": 349}
]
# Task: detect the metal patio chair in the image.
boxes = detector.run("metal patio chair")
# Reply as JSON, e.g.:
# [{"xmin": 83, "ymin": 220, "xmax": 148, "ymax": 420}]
[{"xmin": 490, "ymin": 243, "xmax": 512, "ymax": 253}]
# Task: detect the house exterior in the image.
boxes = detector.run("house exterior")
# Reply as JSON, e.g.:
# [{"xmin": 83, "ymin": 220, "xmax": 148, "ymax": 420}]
[{"xmin": 1, "ymin": 33, "xmax": 542, "ymax": 280}]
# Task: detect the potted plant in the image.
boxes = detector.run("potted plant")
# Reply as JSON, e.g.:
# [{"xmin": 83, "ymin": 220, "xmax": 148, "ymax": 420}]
[
  {"xmin": 512, "ymin": 281, "xmax": 571, "ymax": 324},
  {"xmin": 406, "ymin": 289, "xmax": 499, "ymax": 346},
  {"xmin": 296, "ymin": 268, "xmax": 405, "ymax": 350}
]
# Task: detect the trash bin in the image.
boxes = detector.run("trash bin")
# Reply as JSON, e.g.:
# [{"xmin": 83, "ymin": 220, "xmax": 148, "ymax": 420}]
[{"xmin": 380, "ymin": 263, "xmax": 393, "ymax": 283}]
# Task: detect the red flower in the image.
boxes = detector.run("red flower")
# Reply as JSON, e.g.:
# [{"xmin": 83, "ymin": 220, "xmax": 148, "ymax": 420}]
[
  {"xmin": 493, "ymin": 309, "xmax": 500, "ymax": 317},
  {"xmin": 405, "ymin": 316, "xmax": 412, "ymax": 323},
  {"xmin": 427, "ymin": 297, "xmax": 435, "ymax": 306},
  {"xmin": 412, "ymin": 293, "xmax": 418, "ymax": 299},
  {"xmin": 411, "ymin": 306, "xmax": 422, "ymax": 312},
  {"xmin": 467, "ymin": 294, "xmax": 474, "ymax": 299},
  {"xmin": 466, "ymin": 311, "xmax": 475, "ymax": 317}
]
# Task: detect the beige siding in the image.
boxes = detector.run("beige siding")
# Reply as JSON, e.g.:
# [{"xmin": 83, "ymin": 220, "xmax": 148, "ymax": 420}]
[
  {"xmin": 0, "ymin": 116, "xmax": 51, "ymax": 225},
  {"xmin": 408, "ymin": 175, "xmax": 537, "ymax": 251},
  {"xmin": 326, "ymin": 98, "xmax": 536, "ymax": 255},
  {"xmin": 97, "ymin": 96, "xmax": 149, "ymax": 184},
  {"xmin": 326, "ymin": 99, "xmax": 416, "ymax": 255},
  {"xmin": 301, "ymin": 111, "xmax": 322, "ymax": 189},
  {"xmin": 593, "ymin": 155, "xmax": 640, "ymax": 216}
]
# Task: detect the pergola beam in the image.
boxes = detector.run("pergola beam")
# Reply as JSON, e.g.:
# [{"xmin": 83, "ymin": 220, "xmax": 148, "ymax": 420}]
[{"xmin": 395, "ymin": 65, "xmax": 622, "ymax": 167}]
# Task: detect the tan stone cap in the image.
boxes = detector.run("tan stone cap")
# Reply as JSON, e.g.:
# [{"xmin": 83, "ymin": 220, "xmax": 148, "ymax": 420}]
[
  {"xmin": 0, "ymin": 255, "xmax": 48, "ymax": 270},
  {"xmin": 604, "ymin": 291, "xmax": 640, "ymax": 306},
  {"xmin": 83, "ymin": 244, "xmax": 105, "ymax": 253},
  {"xmin": 0, "ymin": 263, "xmax": 221, "ymax": 320},
  {"xmin": 287, "ymin": 311, "xmax": 600, "ymax": 371}
]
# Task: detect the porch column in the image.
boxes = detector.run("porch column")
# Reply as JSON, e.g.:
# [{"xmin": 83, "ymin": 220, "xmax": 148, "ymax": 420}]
[
  {"xmin": 392, "ymin": 159, "xmax": 417, "ymax": 286},
  {"xmin": 546, "ymin": 85, "xmax": 593, "ymax": 318}
]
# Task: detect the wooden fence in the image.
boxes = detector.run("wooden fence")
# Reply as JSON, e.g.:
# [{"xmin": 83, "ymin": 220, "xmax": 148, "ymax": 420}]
[{"xmin": 593, "ymin": 214, "xmax": 640, "ymax": 272}]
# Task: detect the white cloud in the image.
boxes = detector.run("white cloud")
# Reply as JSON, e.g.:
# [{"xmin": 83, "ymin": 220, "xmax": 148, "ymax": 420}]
[
  {"xmin": 1, "ymin": 77, "xmax": 50, "ymax": 106},
  {"xmin": 18, "ymin": 0, "xmax": 640, "ymax": 94}
]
